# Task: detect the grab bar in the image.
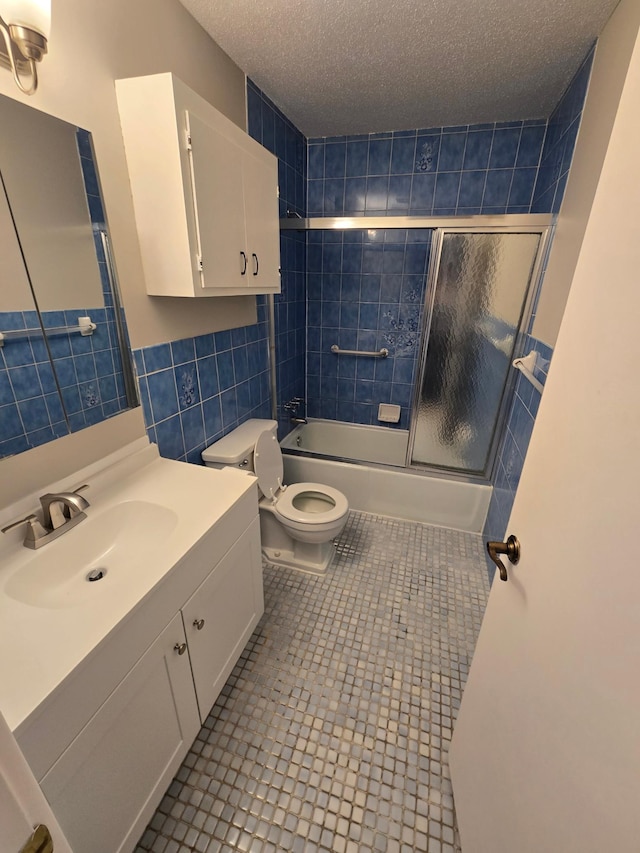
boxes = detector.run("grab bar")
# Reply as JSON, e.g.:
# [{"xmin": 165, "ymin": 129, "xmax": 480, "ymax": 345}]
[
  {"xmin": 331, "ymin": 344, "xmax": 388, "ymax": 358},
  {"xmin": 0, "ymin": 316, "xmax": 96, "ymax": 347},
  {"xmin": 512, "ymin": 350, "xmax": 543, "ymax": 394}
]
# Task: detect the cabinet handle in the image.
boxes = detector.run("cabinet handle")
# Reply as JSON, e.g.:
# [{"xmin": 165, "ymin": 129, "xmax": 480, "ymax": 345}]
[
  {"xmin": 252, "ymin": 253, "xmax": 259, "ymax": 276},
  {"xmin": 240, "ymin": 251, "xmax": 247, "ymax": 275},
  {"xmin": 174, "ymin": 642, "xmax": 187, "ymax": 655},
  {"xmin": 193, "ymin": 618, "xmax": 205, "ymax": 630}
]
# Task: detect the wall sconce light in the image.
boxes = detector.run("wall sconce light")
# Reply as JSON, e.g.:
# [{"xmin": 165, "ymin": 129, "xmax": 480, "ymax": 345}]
[{"xmin": 0, "ymin": 1, "xmax": 50, "ymax": 95}]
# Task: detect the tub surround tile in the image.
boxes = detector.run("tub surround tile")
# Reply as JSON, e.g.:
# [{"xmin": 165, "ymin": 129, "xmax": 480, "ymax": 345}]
[
  {"xmin": 307, "ymin": 230, "xmax": 430, "ymax": 431},
  {"xmin": 248, "ymin": 79, "xmax": 307, "ymax": 437},
  {"xmin": 531, "ymin": 45, "xmax": 595, "ymax": 213}
]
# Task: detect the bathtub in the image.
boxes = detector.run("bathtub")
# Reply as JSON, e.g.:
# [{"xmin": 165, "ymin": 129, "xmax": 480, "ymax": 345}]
[{"xmin": 281, "ymin": 419, "xmax": 491, "ymax": 533}]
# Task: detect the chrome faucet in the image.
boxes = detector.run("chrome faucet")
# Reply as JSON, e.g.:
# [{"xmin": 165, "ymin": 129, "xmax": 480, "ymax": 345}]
[
  {"xmin": 2, "ymin": 486, "xmax": 90, "ymax": 549},
  {"xmin": 283, "ymin": 397, "xmax": 307, "ymax": 425},
  {"xmin": 40, "ymin": 490, "xmax": 89, "ymax": 530}
]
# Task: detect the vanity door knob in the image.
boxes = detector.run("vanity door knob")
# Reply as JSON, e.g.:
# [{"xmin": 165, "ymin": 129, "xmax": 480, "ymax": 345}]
[
  {"xmin": 174, "ymin": 642, "xmax": 187, "ymax": 655},
  {"xmin": 193, "ymin": 618, "xmax": 205, "ymax": 630}
]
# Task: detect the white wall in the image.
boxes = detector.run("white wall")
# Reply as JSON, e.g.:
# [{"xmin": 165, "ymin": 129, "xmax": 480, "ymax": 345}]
[
  {"xmin": 0, "ymin": 0, "xmax": 254, "ymax": 508},
  {"xmin": 532, "ymin": 0, "xmax": 640, "ymax": 346}
]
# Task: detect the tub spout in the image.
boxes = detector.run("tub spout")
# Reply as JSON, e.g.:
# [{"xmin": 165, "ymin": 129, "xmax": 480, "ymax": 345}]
[{"xmin": 291, "ymin": 417, "xmax": 307, "ymax": 425}]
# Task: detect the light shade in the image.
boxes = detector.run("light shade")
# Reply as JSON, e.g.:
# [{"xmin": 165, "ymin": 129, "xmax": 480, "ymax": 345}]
[{"xmin": 0, "ymin": 0, "xmax": 50, "ymax": 37}]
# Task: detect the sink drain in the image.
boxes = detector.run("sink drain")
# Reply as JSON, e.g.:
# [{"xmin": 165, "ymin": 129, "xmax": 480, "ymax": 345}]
[{"xmin": 86, "ymin": 568, "xmax": 107, "ymax": 582}]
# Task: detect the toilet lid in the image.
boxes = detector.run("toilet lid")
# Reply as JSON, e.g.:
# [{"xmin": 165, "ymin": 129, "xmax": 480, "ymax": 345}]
[{"xmin": 254, "ymin": 431, "xmax": 284, "ymax": 498}]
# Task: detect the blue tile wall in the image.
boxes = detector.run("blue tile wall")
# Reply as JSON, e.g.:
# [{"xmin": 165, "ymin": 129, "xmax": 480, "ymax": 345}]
[
  {"xmin": 0, "ymin": 313, "xmax": 68, "ymax": 457},
  {"xmin": 247, "ymin": 79, "xmax": 307, "ymax": 436},
  {"xmin": 307, "ymin": 229, "xmax": 431, "ymax": 429},
  {"xmin": 0, "ymin": 302, "xmax": 128, "ymax": 456},
  {"xmin": 307, "ymin": 119, "xmax": 548, "ymax": 217},
  {"xmin": 532, "ymin": 46, "xmax": 595, "ymax": 214},
  {"xmin": 307, "ymin": 45, "xmax": 594, "ymax": 220},
  {"xmin": 482, "ymin": 332, "xmax": 553, "ymax": 581},
  {"xmin": 133, "ymin": 307, "xmax": 271, "ymax": 464}
]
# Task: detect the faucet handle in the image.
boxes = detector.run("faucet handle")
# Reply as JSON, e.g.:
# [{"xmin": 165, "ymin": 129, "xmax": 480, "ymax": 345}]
[
  {"xmin": 2, "ymin": 513, "xmax": 38, "ymax": 534},
  {"xmin": 1, "ymin": 514, "xmax": 48, "ymax": 547}
]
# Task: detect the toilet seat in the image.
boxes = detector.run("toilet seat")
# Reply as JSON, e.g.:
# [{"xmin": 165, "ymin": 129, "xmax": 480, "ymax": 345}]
[
  {"xmin": 253, "ymin": 431, "xmax": 348, "ymax": 527},
  {"xmin": 274, "ymin": 482, "xmax": 349, "ymax": 526}
]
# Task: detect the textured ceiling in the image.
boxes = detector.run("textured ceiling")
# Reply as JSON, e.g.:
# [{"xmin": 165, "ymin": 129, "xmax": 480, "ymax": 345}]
[{"xmin": 178, "ymin": 0, "xmax": 620, "ymax": 137}]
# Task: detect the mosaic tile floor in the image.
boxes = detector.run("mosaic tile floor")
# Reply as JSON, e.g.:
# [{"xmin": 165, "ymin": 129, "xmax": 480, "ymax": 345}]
[{"xmin": 135, "ymin": 511, "xmax": 490, "ymax": 853}]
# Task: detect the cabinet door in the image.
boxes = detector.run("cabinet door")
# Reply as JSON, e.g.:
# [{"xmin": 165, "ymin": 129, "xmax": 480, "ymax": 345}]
[
  {"xmin": 40, "ymin": 614, "xmax": 201, "ymax": 853},
  {"xmin": 187, "ymin": 111, "xmax": 249, "ymax": 290},
  {"xmin": 182, "ymin": 517, "xmax": 264, "ymax": 722},
  {"xmin": 243, "ymin": 147, "xmax": 281, "ymax": 292}
]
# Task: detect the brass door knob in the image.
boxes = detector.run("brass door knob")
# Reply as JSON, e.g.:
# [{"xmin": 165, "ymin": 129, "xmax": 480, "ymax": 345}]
[
  {"xmin": 19, "ymin": 825, "xmax": 53, "ymax": 853},
  {"xmin": 486, "ymin": 535, "xmax": 521, "ymax": 582}
]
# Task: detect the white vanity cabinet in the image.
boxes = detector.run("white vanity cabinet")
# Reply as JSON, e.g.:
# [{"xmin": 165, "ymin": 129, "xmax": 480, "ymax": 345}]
[
  {"xmin": 39, "ymin": 614, "xmax": 201, "ymax": 853},
  {"xmin": 15, "ymin": 494, "xmax": 263, "ymax": 853},
  {"xmin": 182, "ymin": 520, "xmax": 263, "ymax": 720},
  {"xmin": 116, "ymin": 72, "xmax": 281, "ymax": 297}
]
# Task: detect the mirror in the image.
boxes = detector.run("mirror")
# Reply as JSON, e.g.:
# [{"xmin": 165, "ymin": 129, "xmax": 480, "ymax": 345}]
[{"xmin": 0, "ymin": 94, "xmax": 138, "ymax": 459}]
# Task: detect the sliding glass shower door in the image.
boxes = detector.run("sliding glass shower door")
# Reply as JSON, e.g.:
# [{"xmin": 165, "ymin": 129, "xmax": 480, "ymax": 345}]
[{"xmin": 409, "ymin": 230, "xmax": 542, "ymax": 476}]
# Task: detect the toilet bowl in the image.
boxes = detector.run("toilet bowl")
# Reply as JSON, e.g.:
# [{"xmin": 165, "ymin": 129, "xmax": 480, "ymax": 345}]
[{"xmin": 202, "ymin": 419, "xmax": 349, "ymax": 574}]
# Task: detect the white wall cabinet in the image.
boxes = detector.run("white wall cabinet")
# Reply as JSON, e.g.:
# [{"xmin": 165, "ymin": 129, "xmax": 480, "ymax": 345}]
[
  {"xmin": 116, "ymin": 72, "xmax": 281, "ymax": 297},
  {"xmin": 19, "ymin": 512, "xmax": 263, "ymax": 853}
]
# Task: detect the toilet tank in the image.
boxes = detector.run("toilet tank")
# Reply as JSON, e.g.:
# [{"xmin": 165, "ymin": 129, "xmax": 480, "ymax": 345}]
[{"xmin": 201, "ymin": 419, "xmax": 278, "ymax": 471}]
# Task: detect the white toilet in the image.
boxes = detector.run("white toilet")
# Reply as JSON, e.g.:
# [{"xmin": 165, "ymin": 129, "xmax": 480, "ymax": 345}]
[{"xmin": 202, "ymin": 419, "xmax": 349, "ymax": 574}]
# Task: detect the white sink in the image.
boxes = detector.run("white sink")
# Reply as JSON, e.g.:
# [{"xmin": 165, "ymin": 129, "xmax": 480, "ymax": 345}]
[{"xmin": 4, "ymin": 500, "xmax": 178, "ymax": 609}]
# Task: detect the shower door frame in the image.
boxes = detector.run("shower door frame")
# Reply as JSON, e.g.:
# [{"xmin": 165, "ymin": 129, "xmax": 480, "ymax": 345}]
[{"xmin": 406, "ymin": 225, "xmax": 551, "ymax": 482}]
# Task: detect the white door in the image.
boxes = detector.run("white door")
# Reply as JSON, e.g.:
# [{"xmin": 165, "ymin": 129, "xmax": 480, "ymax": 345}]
[
  {"xmin": 449, "ymin": 28, "xmax": 640, "ymax": 853},
  {"xmin": 0, "ymin": 710, "xmax": 73, "ymax": 853}
]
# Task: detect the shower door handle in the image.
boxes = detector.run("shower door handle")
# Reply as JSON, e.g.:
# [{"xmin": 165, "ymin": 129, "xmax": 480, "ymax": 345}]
[{"xmin": 486, "ymin": 535, "xmax": 521, "ymax": 582}]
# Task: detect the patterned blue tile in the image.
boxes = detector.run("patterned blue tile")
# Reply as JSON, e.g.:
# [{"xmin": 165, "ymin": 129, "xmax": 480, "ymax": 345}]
[
  {"xmin": 414, "ymin": 135, "xmax": 440, "ymax": 172},
  {"xmin": 175, "ymin": 363, "xmax": 199, "ymax": 408}
]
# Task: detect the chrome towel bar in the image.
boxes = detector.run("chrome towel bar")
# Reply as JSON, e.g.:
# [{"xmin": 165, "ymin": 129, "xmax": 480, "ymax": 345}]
[
  {"xmin": 331, "ymin": 344, "xmax": 388, "ymax": 358},
  {"xmin": 0, "ymin": 315, "xmax": 96, "ymax": 347},
  {"xmin": 512, "ymin": 350, "xmax": 544, "ymax": 394}
]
